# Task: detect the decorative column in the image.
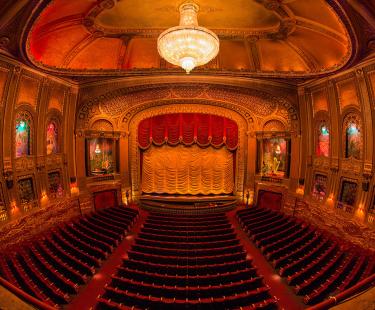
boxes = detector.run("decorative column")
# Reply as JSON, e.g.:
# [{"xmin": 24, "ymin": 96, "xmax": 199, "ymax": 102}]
[
  {"xmin": 2, "ymin": 66, "xmax": 20, "ymax": 212},
  {"xmin": 246, "ymin": 130, "xmax": 256, "ymax": 191},
  {"xmin": 326, "ymin": 80, "xmax": 340, "ymax": 202},
  {"xmin": 36, "ymin": 78, "xmax": 50, "ymax": 201},
  {"xmin": 64, "ymin": 87, "xmax": 79, "ymax": 192},
  {"xmin": 119, "ymin": 130, "xmax": 131, "ymax": 204},
  {"xmin": 75, "ymin": 130, "xmax": 86, "ymax": 190},
  {"xmin": 355, "ymin": 69, "xmax": 373, "ymax": 220},
  {"xmin": 298, "ymin": 87, "xmax": 312, "ymax": 195}
]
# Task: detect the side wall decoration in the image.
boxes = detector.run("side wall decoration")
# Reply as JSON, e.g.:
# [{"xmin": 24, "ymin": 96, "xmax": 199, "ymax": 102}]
[
  {"xmin": 312, "ymin": 173, "xmax": 328, "ymax": 201},
  {"xmin": 86, "ymin": 138, "xmax": 117, "ymax": 176},
  {"xmin": 338, "ymin": 179, "xmax": 358, "ymax": 210},
  {"xmin": 257, "ymin": 135, "xmax": 290, "ymax": 179},
  {"xmin": 17, "ymin": 177, "xmax": 35, "ymax": 205}
]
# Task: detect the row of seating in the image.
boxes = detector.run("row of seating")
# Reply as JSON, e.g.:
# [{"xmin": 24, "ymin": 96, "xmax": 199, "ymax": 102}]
[
  {"xmin": 237, "ymin": 207, "xmax": 375, "ymax": 305},
  {"xmin": 96, "ymin": 211, "xmax": 278, "ymax": 309},
  {"xmin": 0, "ymin": 206, "xmax": 139, "ymax": 307}
]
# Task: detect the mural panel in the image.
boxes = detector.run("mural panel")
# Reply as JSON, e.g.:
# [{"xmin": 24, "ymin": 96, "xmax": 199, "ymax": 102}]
[
  {"xmin": 18, "ymin": 177, "xmax": 35, "ymax": 204},
  {"xmin": 258, "ymin": 137, "xmax": 290, "ymax": 178},
  {"xmin": 48, "ymin": 171, "xmax": 63, "ymax": 198},
  {"xmin": 312, "ymin": 173, "xmax": 328, "ymax": 201},
  {"xmin": 339, "ymin": 180, "xmax": 357, "ymax": 207},
  {"xmin": 86, "ymin": 138, "xmax": 116, "ymax": 176}
]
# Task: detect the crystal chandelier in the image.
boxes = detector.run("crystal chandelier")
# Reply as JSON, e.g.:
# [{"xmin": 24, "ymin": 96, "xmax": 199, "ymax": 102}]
[{"xmin": 157, "ymin": 2, "xmax": 219, "ymax": 74}]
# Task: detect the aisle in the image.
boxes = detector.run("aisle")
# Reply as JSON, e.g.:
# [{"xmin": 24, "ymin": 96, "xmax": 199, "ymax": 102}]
[
  {"xmin": 226, "ymin": 208, "xmax": 305, "ymax": 310},
  {"xmin": 67, "ymin": 207, "xmax": 148, "ymax": 310}
]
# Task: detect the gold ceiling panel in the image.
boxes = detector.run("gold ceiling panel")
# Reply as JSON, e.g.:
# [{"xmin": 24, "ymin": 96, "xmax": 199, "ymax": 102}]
[
  {"xmin": 95, "ymin": 0, "xmax": 279, "ymax": 30},
  {"xmin": 25, "ymin": 0, "xmax": 354, "ymax": 77}
]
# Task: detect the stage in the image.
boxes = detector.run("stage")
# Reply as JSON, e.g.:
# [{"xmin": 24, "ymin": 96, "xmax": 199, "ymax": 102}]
[{"xmin": 139, "ymin": 194, "xmax": 238, "ymax": 213}]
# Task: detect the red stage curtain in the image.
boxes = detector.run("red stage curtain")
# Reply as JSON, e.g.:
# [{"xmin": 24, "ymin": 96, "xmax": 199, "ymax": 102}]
[{"xmin": 138, "ymin": 113, "xmax": 238, "ymax": 150}]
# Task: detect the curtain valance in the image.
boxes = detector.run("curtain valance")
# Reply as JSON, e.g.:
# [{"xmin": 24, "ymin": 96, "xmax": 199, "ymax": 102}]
[{"xmin": 138, "ymin": 113, "xmax": 238, "ymax": 150}]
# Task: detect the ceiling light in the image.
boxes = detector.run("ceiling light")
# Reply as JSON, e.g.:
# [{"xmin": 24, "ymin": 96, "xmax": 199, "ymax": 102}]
[{"xmin": 157, "ymin": 1, "xmax": 219, "ymax": 74}]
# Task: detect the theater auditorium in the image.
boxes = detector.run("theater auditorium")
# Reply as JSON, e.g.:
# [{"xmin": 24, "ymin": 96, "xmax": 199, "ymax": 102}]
[{"xmin": 0, "ymin": 0, "xmax": 374, "ymax": 309}]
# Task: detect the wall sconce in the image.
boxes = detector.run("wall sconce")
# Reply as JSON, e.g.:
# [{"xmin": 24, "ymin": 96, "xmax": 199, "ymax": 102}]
[
  {"xmin": 296, "ymin": 186, "xmax": 304, "ymax": 196},
  {"xmin": 10, "ymin": 200, "xmax": 19, "ymax": 215},
  {"xmin": 70, "ymin": 177, "xmax": 79, "ymax": 196},
  {"xmin": 326, "ymin": 194, "xmax": 334, "ymax": 207},
  {"xmin": 355, "ymin": 204, "xmax": 365, "ymax": 220},
  {"xmin": 41, "ymin": 191, "xmax": 48, "ymax": 201}
]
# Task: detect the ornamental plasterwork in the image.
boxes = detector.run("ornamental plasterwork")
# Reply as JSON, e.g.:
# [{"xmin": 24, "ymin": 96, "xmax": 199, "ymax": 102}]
[
  {"xmin": 84, "ymin": 0, "xmax": 295, "ymax": 40},
  {"xmin": 120, "ymin": 99, "xmax": 255, "ymax": 130},
  {"xmin": 313, "ymin": 156, "xmax": 330, "ymax": 170},
  {"xmin": 128, "ymin": 104, "xmax": 248, "ymax": 197},
  {"xmin": 91, "ymin": 119, "xmax": 114, "ymax": 131},
  {"xmin": 341, "ymin": 158, "xmax": 362, "ymax": 176},
  {"xmin": 77, "ymin": 84, "xmax": 298, "ymax": 131},
  {"xmin": 46, "ymin": 154, "xmax": 63, "ymax": 169},
  {"xmin": 296, "ymin": 200, "xmax": 375, "ymax": 249},
  {"xmin": 15, "ymin": 157, "xmax": 35, "ymax": 172},
  {"xmin": 0, "ymin": 67, "xmax": 10, "ymax": 107}
]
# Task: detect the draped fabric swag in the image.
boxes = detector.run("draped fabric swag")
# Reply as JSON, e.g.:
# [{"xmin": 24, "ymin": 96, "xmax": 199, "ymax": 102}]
[
  {"xmin": 141, "ymin": 145, "xmax": 234, "ymax": 195},
  {"xmin": 138, "ymin": 113, "xmax": 238, "ymax": 150}
]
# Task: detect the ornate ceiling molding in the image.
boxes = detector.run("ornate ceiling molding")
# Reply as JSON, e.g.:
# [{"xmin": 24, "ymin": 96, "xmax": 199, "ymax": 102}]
[
  {"xmin": 76, "ymin": 83, "xmax": 299, "ymax": 135},
  {"xmin": 19, "ymin": 0, "xmax": 357, "ymax": 77}
]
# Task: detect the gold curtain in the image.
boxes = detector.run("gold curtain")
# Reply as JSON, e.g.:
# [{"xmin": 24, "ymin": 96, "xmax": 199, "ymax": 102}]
[{"xmin": 141, "ymin": 144, "xmax": 234, "ymax": 195}]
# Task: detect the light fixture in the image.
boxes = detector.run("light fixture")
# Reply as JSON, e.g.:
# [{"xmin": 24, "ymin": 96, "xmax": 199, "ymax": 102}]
[{"xmin": 157, "ymin": 1, "xmax": 219, "ymax": 74}]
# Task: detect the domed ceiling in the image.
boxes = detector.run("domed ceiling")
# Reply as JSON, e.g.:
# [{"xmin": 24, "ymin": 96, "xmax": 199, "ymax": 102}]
[{"xmin": 24, "ymin": 0, "xmax": 355, "ymax": 77}]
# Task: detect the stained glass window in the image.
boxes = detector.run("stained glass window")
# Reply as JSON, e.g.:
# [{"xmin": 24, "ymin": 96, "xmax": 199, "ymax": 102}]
[
  {"xmin": 345, "ymin": 123, "xmax": 361, "ymax": 159},
  {"xmin": 46, "ymin": 121, "xmax": 58, "ymax": 155},
  {"xmin": 316, "ymin": 124, "xmax": 329, "ymax": 157},
  {"xmin": 15, "ymin": 112, "xmax": 32, "ymax": 157}
]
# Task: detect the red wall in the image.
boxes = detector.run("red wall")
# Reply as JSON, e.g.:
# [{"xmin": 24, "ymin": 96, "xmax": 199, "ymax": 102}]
[
  {"xmin": 94, "ymin": 190, "xmax": 118, "ymax": 210},
  {"xmin": 257, "ymin": 190, "xmax": 282, "ymax": 211}
]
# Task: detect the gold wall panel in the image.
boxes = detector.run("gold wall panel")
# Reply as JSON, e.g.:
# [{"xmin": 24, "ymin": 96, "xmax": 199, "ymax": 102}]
[
  {"xmin": 337, "ymin": 78, "xmax": 359, "ymax": 111},
  {"xmin": 48, "ymin": 86, "xmax": 65, "ymax": 113},
  {"xmin": 219, "ymin": 40, "xmax": 250, "ymax": 70},
  {"xmin": 0, "ymin": 68, "xmax": 9, "ymax": 106},
  {"xmin": 312, "ymin": 88, "xmax": 329, "ymax": 115},
  {"xmin": 17, "ymin": 75, "xmax": 40, "ymax": 108}
]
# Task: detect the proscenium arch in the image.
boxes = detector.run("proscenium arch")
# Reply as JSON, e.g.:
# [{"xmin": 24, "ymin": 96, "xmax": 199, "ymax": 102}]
[
  {"xmin": 74, "ymin": 82, "xmax": 300, "ymax": 198},
  {"xmin": 127, "ymin": 101, "xmax": 249, "ymax": 198},
  {"xmin": 75, "ymin": 82, "xmax": 299, "ymax": 132}
]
